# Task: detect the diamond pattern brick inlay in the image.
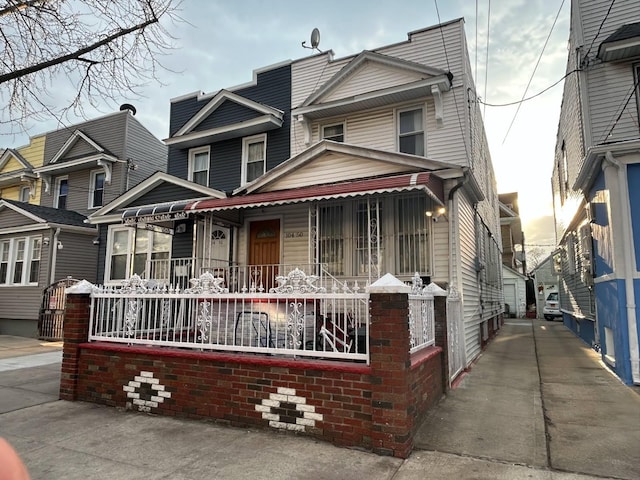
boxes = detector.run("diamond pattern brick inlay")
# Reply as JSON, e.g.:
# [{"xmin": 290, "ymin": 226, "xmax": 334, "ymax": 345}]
[
  {"xmin": 123, "ymin": 371, "xmax": 171, "ymax": 412},
  {"xmin": 256, "ymin": 387, "xmax": 322, "ymax": 431}
]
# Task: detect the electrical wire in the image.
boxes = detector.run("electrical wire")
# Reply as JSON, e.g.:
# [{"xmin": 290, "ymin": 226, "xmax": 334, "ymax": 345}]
[
  {"xmin": 478, "ymin": 69, "xmax": 578, "ymax": 107},
  {"xmin": 502, "ymin": 0, "xmax": 566, "ymax": 144},
  {"xmin": 582, "ymin": 0, "xmax": 616, "ymax": 65},
  {"xmin": 600, "ymin": 75, "xmax": 640, "ymax": 143},
  {"xmin": 433, "ymin": 0, "xmax": 470, "ymax": 161},
  {"xmin": 475, "ymin": 0, "xmax": 478, "ymax": 83}
]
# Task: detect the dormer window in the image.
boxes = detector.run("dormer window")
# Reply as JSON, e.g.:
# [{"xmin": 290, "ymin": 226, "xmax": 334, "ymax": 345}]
[
  {"xmin": 397, "ymin": 107, "xmax": 425, "ymax": 156},
  {"xmin": 321, "ymin": 123, "xmax": 345, "ymax": 142},
  {"xmin": 242, "ymin": 134, "xmax": 266, "ymax": 184}
]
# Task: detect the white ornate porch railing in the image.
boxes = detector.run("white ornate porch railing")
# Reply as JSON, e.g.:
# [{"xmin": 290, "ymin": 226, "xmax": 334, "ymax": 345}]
[
  {"xmin": 89, "ymin": 269, "xmax": 369, "ymax": 363},
  {"xmin": 408, "ymin": 273, "xmax": 447, "ymax": 353}
]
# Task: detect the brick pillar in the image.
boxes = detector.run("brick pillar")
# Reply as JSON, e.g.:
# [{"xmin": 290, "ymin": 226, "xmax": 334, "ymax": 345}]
[
  {"xmin": 60, "ymin": 292, "xmax": 91, "ymax": 401},
  {"xmin": 433, "ymin": 295, "xmax": 449, "ymax": 392},
  {"xmin": 368, "ymin": 275, "xmax": 413, "ymax": 458}
]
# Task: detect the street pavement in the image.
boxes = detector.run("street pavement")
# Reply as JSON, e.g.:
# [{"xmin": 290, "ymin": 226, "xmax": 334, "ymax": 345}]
[{"xmin": 0, "ymin": 321, "xmax": 638, "ymax": 480}]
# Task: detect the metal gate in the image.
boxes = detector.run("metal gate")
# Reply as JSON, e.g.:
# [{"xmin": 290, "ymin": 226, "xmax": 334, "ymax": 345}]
[
  {"xmin": 447, "ymin": 286, "xmax": 465, "ymax": 383},
  {"xmin": 38, "ymin": 277, "xmax": 79, "ymax": 340}
]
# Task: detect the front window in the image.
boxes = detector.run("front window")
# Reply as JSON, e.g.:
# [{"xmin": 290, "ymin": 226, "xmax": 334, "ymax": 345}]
[
  {"xmin": 188, "ymin": 147, "xmax": 210, "ymax": 186},
  {"xmin": 242, "ymin": 134, "xmax": 266, "ymax": 184},
  {"xmin": 398, "ymin": 107, "xmax": 425, "ymax": 156},
  {"xmin": 321, "ymin": 123, "xmax": 344, "ymax": 142},
  {"xmin": 0, "ymin": 236, "xmax": 42, "ymax": 286},
  {"xmin": 106, "ymin": 226, "xmax": 172, "ymax": 283},
  {"xmin": 317, "ymin": 193, "xmax": 430, "ymax": 278},
  {"xmin": 55, "ymin": 177, "xmax": 68, "ymax": 209},
  {"xmin": 89, "ymin": 171, "xmax": 105, "ymax": 208}
]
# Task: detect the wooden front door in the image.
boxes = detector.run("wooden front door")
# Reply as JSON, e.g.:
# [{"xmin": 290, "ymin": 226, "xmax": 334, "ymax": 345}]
[{"xmin": 249, "ymin": 219, "xmax": 280, "ymax": 291}]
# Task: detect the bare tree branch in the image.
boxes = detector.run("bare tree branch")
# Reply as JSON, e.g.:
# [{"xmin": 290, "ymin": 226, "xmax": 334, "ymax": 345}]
[{"xmin": 0, "ymin": 0, "xmax": 181, "ymax": 133}]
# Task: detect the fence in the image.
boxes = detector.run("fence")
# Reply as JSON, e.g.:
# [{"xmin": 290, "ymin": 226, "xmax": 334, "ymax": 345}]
[
  {"xmin": 89, "ymin": 268, "xmax": 369, "ymax": 362},
  {"xmin": 407, "ymin": 273, "xmax": 446, "ymax": 353}
]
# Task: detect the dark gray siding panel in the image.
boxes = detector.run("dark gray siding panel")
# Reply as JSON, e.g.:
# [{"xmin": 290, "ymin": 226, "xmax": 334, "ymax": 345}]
[
  {"xmin": 54, "ymin": 231, "xmax": 98, "ymax": 283},
  {"xmin": 0, "ymin": 286, "xmax": 43, "ymax": 321},
  {"xmin": 195, "ymin": 101, "xmax": 262, "ymax": 132},
  {"xmin": 168, "ymin": 147, "xmax": 187, "ymax": 179},
  {"xmin": 43, "ymin": 111, "xmax": 128, "ymax": 162},
  {"xmin": 211, "ymin": 139, "xmax": 242, "ymax": 191},
  {"xmin": 172, "ymin": 219, "xmax": 194, "ymax": 258},
  {"xmin": 132, "ymin": 183, "xmax": 204, "ymax": 206},
  {"xmin": 0, "ymin": 209, "xmax": 33, "ymax": 228},
  {"xmin": 96, "ymin": 225, "xmax": 109, "ymax": 284}
]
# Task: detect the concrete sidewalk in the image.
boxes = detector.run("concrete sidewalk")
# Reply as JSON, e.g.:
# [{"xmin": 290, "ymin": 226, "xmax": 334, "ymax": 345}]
[
  {"xmin": 1, "ymin": 324, "xmax": 638, "ymax": 479},
  {"xmin": 415, "ymin": 318, "xmax": 640, "ymax": 480}
]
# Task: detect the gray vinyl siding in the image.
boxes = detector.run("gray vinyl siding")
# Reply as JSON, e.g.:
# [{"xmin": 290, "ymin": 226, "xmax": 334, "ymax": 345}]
[
  {"xmin": 65, "ymin": 138, "xmax": 99, "ymax": 160},
  {"xmin": 458, "ymin": 193, "xmax": 482, "ymax": 364},
  {"xmin": 96, "ymin": 225, "xmax": 109, "ymax": 284},
  {"xmin": 124, "ymin": 115, "xmax": 168, "ymax": 188},
  {"xmin": 43, "ymin": 111, "xmax": 128, "ymax": 162},
  {"xmin": 53, "ymin": 231, "xmax": 99, "ymax": 283},
  {"xmin": 0, "ymin": 208, "xmax": 33, "ymax": 228}
]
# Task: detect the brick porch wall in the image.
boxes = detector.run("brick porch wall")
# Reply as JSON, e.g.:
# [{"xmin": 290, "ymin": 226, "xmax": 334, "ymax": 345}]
[{"xmin": 61, "ymin": 291, "xmax": 443, "ymax": 458}]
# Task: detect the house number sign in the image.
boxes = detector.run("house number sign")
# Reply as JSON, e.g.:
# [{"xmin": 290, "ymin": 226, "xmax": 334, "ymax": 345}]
[{"xmin": 284, "ymin": 232, "xmax": 305, "ymax": 238}]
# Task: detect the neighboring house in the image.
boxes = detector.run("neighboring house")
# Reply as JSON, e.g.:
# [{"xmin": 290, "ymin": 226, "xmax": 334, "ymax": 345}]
[
  {"xmin": 531, "ymin": 253, "xmax": 560, "ymax": 320},
  {"xmin": 499, "ymin": 192, "xmax": 525, "ymax": 274},
  {"xmin": 502, "ymin": 265, "xmax": 527, "ymax": 318},
  {"xmin": 0, "ymin": 135, "xmax": 46, "ymax": 204},
  {"xmin": 551, "ymin": 0, "xmax": 640, "ymax": 384},
  {"xmin": 90, "ymin": 19, "xmax": 503, "ymax": 380},
  {"xmin": 0, "ymin": 108, "xmax": 167, "ymax": 336}
]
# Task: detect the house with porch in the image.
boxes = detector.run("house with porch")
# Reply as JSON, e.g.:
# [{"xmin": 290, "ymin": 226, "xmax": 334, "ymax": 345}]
[
  {"xmin": 88, "ymin": 18, "xmax": 502, "ymax": 380},
  {"xmin": 551, "ymin": 0, "xmax": 640, "ymax": 385},
  {"xmin": 0, "ymin": 108, "xmax": 167, "ymax": 337}
]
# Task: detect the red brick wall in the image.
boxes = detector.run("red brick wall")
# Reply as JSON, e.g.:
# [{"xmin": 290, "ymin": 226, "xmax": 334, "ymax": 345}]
[{"xmin": 62, "ymin": 291, "xmax": 445, "ymax": 458}]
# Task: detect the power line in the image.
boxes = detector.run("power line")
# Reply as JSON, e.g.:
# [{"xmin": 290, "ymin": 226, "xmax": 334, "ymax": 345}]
[
  {"xmin": 478, "ymin": 69, "xmax": 578, "ymax": 107},
  {"xmin": 433, "ymin": 0, "xmax": 470, "ymax": 162},
  {"xmin": 502, "ymin": 0, "xmax": 566, "ymax": 145},
  {"xmin": 600, "ymin": 75, "xmax": 640, "ymax": 142},
  {"xmin": 582, "ymin": 0, "xmax": 616, "ymax": 65}
]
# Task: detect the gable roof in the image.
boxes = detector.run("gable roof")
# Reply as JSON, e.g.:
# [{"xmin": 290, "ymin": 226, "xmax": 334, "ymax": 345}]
[
  {"xmin": 236, "ymin": 140, "xmax": 461, "ymax": 196},
  {"xmin": 292, "ymin": 51, "xmax": 452, "ymax": 121},
  {"xmin": 50, "ymin": 129, "xmax": 106, "ymax": 164},
  {"xmin": 166, "ymin": 90, "xmax": 285, "ymax": 148},
  {"xmin": 302, "ymin": 51, "xmax": 450, "ymax": 107},
  {"xmin": 88, "ymin": 171, "xmax": 227, "ymax": 222},
  {"xmin": 0, "ymin": 199, "xmax": 90, "ymax": 229},
  {"xmin": 0, "ymin": 148, "xmax": 32, "ymax": 171}
]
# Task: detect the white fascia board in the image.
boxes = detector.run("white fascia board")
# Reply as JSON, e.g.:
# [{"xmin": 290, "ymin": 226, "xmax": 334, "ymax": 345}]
[
  {"xmin": 35, "ymin": 154, "xmax": 121, "ymax": 175},
  {"xmin": 50, "ymin": 130, "xmax": 105, "ymax": 164},
  {"xmin": 165, "ymin": 115, "xmax": 282, "ymax": 146},
  {"xmin": 0, "ymin": 149, "xmax": 31, "ymax": 171},
  {"xmin": 0, "ymin": 224, "xmax": 51, "ymax": 235},
  {"xmin": 0, "ymin": 200, "xmax": 46, "ymax": 223},
  {"xmin": 574, "ymin": 139, "xmax": 640, "ymax": 192}
]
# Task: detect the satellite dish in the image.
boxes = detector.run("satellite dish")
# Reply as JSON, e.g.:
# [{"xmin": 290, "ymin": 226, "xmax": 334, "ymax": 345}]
[
  {"xmin": 310, "ymin": 28, "xmax": 320, "ymax": 49},
  {"xmin": 302, "ymin": 28, "xmax": 321, "ymax": 51}
]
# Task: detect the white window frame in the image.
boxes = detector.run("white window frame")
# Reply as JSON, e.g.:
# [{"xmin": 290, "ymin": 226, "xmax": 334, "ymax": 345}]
[
  {"xmin": 19, "ymin": 186, "xmax": 30, "ymax": 202},
  {"xmin": 188, "ymin": 146, "xmax": 210, "ymax": 187},
  {"xmin": 396, "ymin": 105, "xmax": 426, "ymax": 157},
  {"xmin": 241, "ymin": 133, "xmax": 267, "ymax": 186},
  {"xmin": 321, "ymin": 122, "xmax": 345, "ymax": 142},
  {"xmin": 0, "ymin": 236, "xmax": 42, "ymax": 286},
  {"xmin": 55, "ymin": 176, "xmax": 69, "ymax": 209},
  {"xmin": 104, "ymin": 225, "xmax": 172, "ymax": 285},
  {"xmin": 89, "ymin": 170, "xmax": 106, "ymax": 209}
]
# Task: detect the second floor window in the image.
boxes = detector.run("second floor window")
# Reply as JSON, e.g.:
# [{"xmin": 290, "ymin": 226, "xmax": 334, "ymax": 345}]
[
  {"xmin": 321, "ymin": 123, "xmax": 345, "ymax": 142},
  {"xmin": 19, "ymin": 186, "xmax": 30, "ymax": 203},
  {"xmin": 55, "ymin": 177, "xmax": 68, "ymax": 209},
  {"xmin": 188, "ymin": 147, "xmax": 210, "ymax": 186},
  {"xmin": 398, "ymin": 107, "xmax": 425, "ymax": 156},
  {"xmin": 90, "ymin": 171, "xmax": 105, "ymax": 208},
  {"xmin": 243, "ymin": 134, "xmax": 266, "ymax": 184}
]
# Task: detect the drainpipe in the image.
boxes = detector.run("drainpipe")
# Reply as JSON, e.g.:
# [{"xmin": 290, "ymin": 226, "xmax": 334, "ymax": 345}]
[
  {"xmin": 448, "ymin": 171, "xmax": 468, "ymax": 288},
  {"xmin": 604, "ymin": 151, "xmax": 640, "ymax": 384},
  {"xmin": 49, "ymin": 227, "xmax": 61, "ymax": 284}
]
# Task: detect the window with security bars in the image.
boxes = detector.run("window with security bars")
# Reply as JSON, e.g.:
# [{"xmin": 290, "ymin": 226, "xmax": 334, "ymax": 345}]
[{"xmin": 317, "ymin": 193, "xmax": 431, "ymax": 278}]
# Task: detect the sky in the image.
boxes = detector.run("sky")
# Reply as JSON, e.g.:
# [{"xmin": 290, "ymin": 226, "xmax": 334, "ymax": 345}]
[{"xmin": 0, "ymin": 0, "xmax": 571, "ymax": 259}]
